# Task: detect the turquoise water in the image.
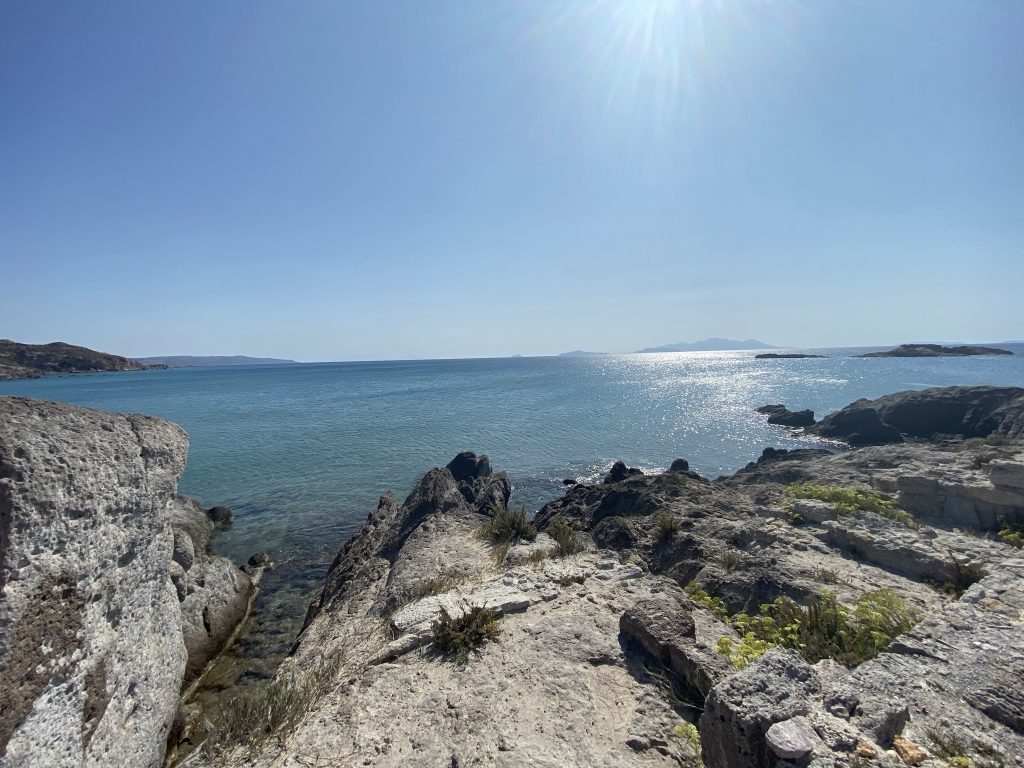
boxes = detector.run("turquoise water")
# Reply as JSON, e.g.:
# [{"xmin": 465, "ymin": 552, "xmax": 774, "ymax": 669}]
[
  {"xmin": 4, "ymin": 347, "xmax": 1023, "ymax": 688},
  {"xmin": 3, "ymin": 347, "xmax": 1023, "ymax": 567}
]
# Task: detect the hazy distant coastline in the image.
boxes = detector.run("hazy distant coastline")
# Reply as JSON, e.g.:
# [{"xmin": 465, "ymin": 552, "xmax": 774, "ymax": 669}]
[{"xmin": 135, "ymin": 355, "xmax": 297, "ymax": 367}]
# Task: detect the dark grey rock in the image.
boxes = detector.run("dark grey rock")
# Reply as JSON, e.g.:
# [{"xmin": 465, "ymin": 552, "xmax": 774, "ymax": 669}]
[
  {"xmin": 206, "ymin": 505, "xmax": 234, "ymax": 527},
  {"xmin": 605, "ymin": 460, "xmax": 644, "ymax": 484},
  {"xmin": 810, "ymin": 385, "xmax": 1024, "ymax": 444},
  {"xmin": 757, "ymin": 404, "xmax": 817, "ymax": 428},
  {"xmin": 247, "ymin": 552, "xmax": 271, "ymax": 568}
]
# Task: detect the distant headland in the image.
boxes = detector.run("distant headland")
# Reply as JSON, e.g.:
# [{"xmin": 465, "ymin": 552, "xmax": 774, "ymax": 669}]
[
  {"xmin": 135, "ymin": 355, "xmax": 297, "ymax": 367},
  {"xmin": 637, "ymin": 337, "xmax": 777, "ymax": 353},
  {"xmin": 0, "ymin": 339, "xmax": 165, "ymax": 380}
]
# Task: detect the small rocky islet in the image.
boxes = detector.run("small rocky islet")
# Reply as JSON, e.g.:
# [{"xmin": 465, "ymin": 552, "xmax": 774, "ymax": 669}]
[
  {"xmin": 1, "ymin": 388, "xmax": 1023, "ymax": 767},
  {"xmin": 857, "ymin": 344, "xmax": 1014, "ymax": 358}
]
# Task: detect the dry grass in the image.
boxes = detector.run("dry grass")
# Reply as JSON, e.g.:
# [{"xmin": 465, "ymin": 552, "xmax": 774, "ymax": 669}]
[
  {"xmin": 547, "ymin": 518, "xmax": 585, "ymax": 556},
  {"xmin": 204, "ymin": 654, "xmax": 342, "ymax": 758}
]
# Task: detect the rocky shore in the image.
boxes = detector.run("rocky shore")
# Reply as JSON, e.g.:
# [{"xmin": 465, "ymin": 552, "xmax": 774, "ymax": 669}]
[
  {"xmin": 199, "ymin": 386, "xmax": 1023, "ymax": 768},
  {"xmin": 2, "ymin": 387, "xmax": 1024, "ymax": 767}
]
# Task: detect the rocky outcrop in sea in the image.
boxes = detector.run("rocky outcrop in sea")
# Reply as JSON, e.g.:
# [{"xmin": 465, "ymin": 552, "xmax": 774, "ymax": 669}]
[
  {"xmin": 858, "ymin": 344, "xmax": 1013, "ymax": 358},
  {"xmin": 0, "ymin": 397, "xmax": 252, "ymax": 767}
]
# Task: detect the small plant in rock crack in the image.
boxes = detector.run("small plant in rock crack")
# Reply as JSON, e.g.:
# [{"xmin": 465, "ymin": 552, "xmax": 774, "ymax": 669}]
[
  {"xmin": 654, "ymin": 513, "xmax": 681, "ymax": 543},
  {"xmin": 479, "ymin": 503, "xmax": 537, "ymax": 545},
  {"xmin": 719, "ymin": 550, "xmax": 742, "ymax": 572},
  {"xmin": 997, "ymin": 519, "xmax": 1024, "ymax": 549},
  {"xmin": 431, "ymin": 605, "xmax": 501, "ymax": 663}
]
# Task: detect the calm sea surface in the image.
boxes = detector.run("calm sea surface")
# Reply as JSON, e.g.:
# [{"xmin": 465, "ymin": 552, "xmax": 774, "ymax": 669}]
[{"xmin": 4, "ymin": 347, "xmax": 1023, "ymax": 688}]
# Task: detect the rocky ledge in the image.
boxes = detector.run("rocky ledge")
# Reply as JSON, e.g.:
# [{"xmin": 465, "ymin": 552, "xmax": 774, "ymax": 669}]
[
  {"xmin": 196, "ymin": 387, "xmax": 1024, "ymax": 768},
  {"xmin": 858, "ymin": 344, "xmax": 1013, "ymax": 358},
  {"xmin": 754, "ymin": 385, "xmax": 1024, "ymax": 447},
  {"xmin": 0, "ymin": 397, "xmax": 253, "ymax": 768}
]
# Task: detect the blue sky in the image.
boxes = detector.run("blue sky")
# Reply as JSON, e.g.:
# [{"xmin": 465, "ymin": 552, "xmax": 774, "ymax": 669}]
[{"xmin": 2, "ymin": 1, "xmax": 1022, "ymax": 360}]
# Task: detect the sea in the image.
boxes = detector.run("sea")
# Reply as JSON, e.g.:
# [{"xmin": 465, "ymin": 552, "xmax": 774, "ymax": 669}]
[{"xmin": 3, "ymin": 346, "xmax": 1023, "ymax": 694}]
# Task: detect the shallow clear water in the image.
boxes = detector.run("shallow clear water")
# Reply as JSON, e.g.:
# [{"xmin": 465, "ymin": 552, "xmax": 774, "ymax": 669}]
[{"xmin": 4, "ymin": 346, "xmax": 1023, "ymax": 688}]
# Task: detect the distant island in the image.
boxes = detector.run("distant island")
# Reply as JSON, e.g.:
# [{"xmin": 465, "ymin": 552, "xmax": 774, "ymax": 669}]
[
  {"xmin": 557, "ymin": 350, "xmax": 608, "ymax": 358},
  {"xmin": 135, "ymin": 355, "xmax": 297, "ymax": 367},
  {"xmin": 0, "ymin": 339, "xmax": 165, "ymax": 380},
  {"xmin": 857, "ymin": 344, "xmax": 1013, "ymax": 358},
  {"xmin": 755, "ymin": 353, "xmax": 825, "ymax": 359},
  {"xmin": 638, "ymin": 337, "xmax": 777, "ymax": 353}
]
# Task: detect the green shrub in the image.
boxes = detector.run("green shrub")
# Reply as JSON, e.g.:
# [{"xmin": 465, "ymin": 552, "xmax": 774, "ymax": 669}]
[
  {"xmin": 785, "ymin": 482, "xmax": 916, "ymax": 526},
  {"xmin": 432, "ymin": 605, "xmax": 501, "ymax": 663},
  {"xmin": 715, "ymin": 589, "xmax": 920, "ymax": 669},
  {"xmin": 547, "ymin": 518, "xmax": 585, "ymax": 556},
  {"xmin": 998, "ymin": 521, "xmax": 1024, "ymax": 549},
  {"xmin": 480, "ymin": 504, "xmax": 537, "ymax": 545},
  {"xmin": 683, "ymin": 581, "xmax": 728, "ymax": 621},
  {"xmin": 654, "ymin": 513, "xmax": 681, "ymax": 543}
]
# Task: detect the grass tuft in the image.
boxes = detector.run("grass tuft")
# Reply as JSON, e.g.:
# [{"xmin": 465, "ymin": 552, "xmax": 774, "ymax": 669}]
[
  {"xmin": 432, "ymin": 605, "xmax": 501, "ymax": 663},
  {"xmin": 720, "ymin": 550, "xmax": 742, "ymax": 572},
  {"xmin": 547, "ymin": 518, "xmax": 585, "ymax": 556},
  {"xmin": 480, "ymin": 503, "xmax": 537, "ymax": 545}
]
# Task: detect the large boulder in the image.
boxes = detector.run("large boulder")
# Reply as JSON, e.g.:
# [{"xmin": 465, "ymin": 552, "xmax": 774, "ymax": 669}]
[
  {"xmin": 0, "ymin": 397, "xmax": 251, "ymax": 767},
  {"xmin": 0, "ymin": 398, "xmax": 187, "ymax": 767},
  {"xmin": 810, "ymin": 406, "xmax": 903, "ymax": 446},
  {"xmin": 699, "ymin": 649, "xmax": 822, "ymax": 768}
]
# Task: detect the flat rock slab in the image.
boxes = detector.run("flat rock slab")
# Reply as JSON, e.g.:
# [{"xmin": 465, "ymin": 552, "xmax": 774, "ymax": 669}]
[{"xmin": 766, "ymin": 717, "xmax": 815, "ymax": 759}]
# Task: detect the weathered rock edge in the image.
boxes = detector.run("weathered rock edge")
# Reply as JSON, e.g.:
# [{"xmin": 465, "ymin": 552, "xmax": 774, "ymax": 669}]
[{"xmin": 0, "ymin": 397, "xmax": 252, "ymax": 768}]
